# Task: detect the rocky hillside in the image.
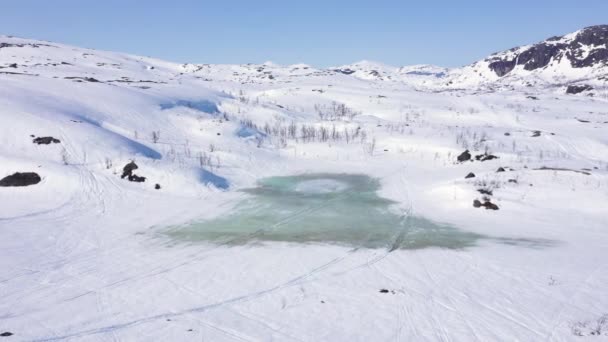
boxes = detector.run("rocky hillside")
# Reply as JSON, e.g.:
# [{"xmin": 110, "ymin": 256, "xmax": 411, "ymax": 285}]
[{"xmin": 446, "ymin": 25, "xmax": 608, "ymax": 91}]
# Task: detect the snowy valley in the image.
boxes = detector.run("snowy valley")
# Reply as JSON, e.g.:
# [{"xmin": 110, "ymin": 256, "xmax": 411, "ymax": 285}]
[{"xmin": 0, "ymin": 25, "xmax": 607, "ymax": 341}]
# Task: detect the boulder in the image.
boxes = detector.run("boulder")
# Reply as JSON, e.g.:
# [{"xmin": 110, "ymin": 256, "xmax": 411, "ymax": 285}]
[
  {"xmin": 128, "ymin": 174, "xmax": 146, "ymax": 183},
  {"xmin": 0, "ymin": 172, "xmax": 41, "ymax": 187},
  {"xmin": 457, "ymin": 150, "xmax": 471, "ymax": 162},
  {"xmin": 33, "ymin": 136, "xmax": 60, "ymax": 145},
  {"xmin": 465, "ymin": 172, "xmax": 476, "ymax": 179},
  {"xmin": 121, "ymin": 161, "xmax": 138, "ymax": 179},
  {"xmin": 473, "ymin": 199, "xmax": 500, "ymax": 210},
  {"xmin": 566, "ymin": 85, "xmax": 593, "ymax": 94}
]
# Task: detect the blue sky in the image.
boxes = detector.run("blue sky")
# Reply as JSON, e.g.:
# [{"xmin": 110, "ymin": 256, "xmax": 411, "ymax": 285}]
[{"xmin": 2, "ymin": 0, "xmax": 607, "ymax": 67}]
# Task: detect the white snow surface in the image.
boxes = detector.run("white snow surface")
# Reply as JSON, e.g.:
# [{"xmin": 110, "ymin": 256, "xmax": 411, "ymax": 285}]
[{"xmin": 0, "ymin": 34, "xmax": 607, "ymax": 341}]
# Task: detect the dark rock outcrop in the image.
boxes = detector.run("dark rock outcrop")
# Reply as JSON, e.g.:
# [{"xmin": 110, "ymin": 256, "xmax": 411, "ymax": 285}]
[
  {"xmin": 475, "ymin": 153, "xmax": 498, "ymax": 161},
  {"xmin": 128, "ymin": 174, "xmax": 146, "ymax": 183},
  {"xmin": 473, "ymin": 199, "xmax": 499, "ymax": 210},
  {"xmin": 457, "ymin": 150, "xmax": 471, "ymax": 162},
  {"xmin": 0, "ymin": 172, "xmax": 41, "ymax": 187},
  {"xmin": 0, "ymin": 331, "xmax": 13, "ymax": 337},
  {"xmin": 33, "ymin": 136, "xmax": 60, "ymax": 145},
  {"xmin": 121, "ymin": 161, "xmax": 138, "ymax": 179},
  {"xmin": 486, "ymin": 25, "xmax": 608, "ymax": 77},
  {"xmin": 121, "ymin": 161, "xmax": 146, "ymax": 182},
  {"xmin": 566, "ymin": 85, "xmax": 593, "ymax": 94},
  {"xmin": 155, "ymin": 183, "xmax": 161, "ymax": 190},
  {"xmin": 465, "ymin": 172, "xmax": 476, "ymax": 179}
]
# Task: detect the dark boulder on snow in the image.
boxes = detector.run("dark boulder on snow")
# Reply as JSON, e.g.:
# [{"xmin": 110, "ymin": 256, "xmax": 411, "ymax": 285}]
[
  {"xmin": 496, "ymin": 167, "xmax": 506, "ymax": 173},
  {"xmin": 0, "ymin": 331, "xmax": 14, "ymax": 337},
  {"xmin": 465, "ymin": 172, "xmax": 475, "ymax": 179},
  {"xmin": 566, "ymin": 84, "xmax": 593, "ymax": 94},
  {"xmin": 121, "ymin": 161, "xmax": 146, "ymax": 182},
  {"xmin": 33, "ymin": 136, "xmax": 60, "ymax": 145},
  {"xmin": 473, "ymin": 199, "xmax": 499, "ymax": 210},
  {"xmin": 0, "ymin": 172, "xmax": 41, "ymax": 187},
  {"xmin": 457, "ymin": 150, "xmax": 471, "ymax": 162},
  {"xmin": 128, "ymin": 174, "xmax": 146, "ymax": 183},
  {"xmin": 475, "ymin": 153, "xmax": 499, "ymax": 161},
  {"xmin": 155, "ymin": 183, "xmax": 161, "ymax": 190},
  {"xmin": 121, "ymin": 161, "xmax": 139, "ymax": 179}
]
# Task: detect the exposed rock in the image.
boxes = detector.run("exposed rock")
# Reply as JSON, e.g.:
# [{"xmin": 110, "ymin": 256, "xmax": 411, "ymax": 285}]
[
  {"xmin": 486, "ymin": 25, "xmax": 608, "ymax": 77},
  {"xmin": 465, "ymin": 172, "xmax": 476, "ymax": 179},
  {"xmin": 475, "ymin": 153, "xmax": 499, "ymax": 161},
  {"xmin": 457, "ymin": 150, "xmax": 471, "ymax": 162},
  {"xmin": 497, "ymin": 167, "xmax": 506, "ymax": 172},
  {"xmin": 532, "ymin": 130, "xmax": 541, "ymax": 137},
  {"xmin": 566, "ymin": 85, "xmax": 593, "ymax": 94},
  {"xmin": 477, "ymin": 188, "xmax": 493, "ymax": 196},
  {"xmin": 508, "ymin": 179, "xmax": 518, "ymax": 183},
  {"xmin": 32, "ymin": 136, "xmax": 60, "ymax": 145},
  {"xmin": 473, "ymin": 199, "xmax": 499, "ymax": 210},
  {"xmin": 488, "ymin": 59, "xmax": 516, "ymax": 77},
  {"xmin": 379, "ymin": 289, "xmax": 389, "ymax": 293},
  {"xmin": 121, "ymin": 161, "xmax": 146, "ymax": 182},
  {"xmin": 121, "ymin": 161, "xmax": 138, "ymax": 179},
  {"xmin": 0, "ymin": 172, "xmax": 41, "ymax": 187},
  {"xmin": 0, "ymin": 332, "xmax": 13, "ymax": 337},
  {"xmin": 128, "ymin": 174, "xmax": 146, "ymax": 183},
  {"xmin": 155, "ymin": 183, "xmax": 161, "ymax": 190}
]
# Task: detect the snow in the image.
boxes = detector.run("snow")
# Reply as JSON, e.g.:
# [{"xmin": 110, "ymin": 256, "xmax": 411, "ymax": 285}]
[{"xmin": 0, "ymin": 34, "xmax": 607, "ymax": 341}]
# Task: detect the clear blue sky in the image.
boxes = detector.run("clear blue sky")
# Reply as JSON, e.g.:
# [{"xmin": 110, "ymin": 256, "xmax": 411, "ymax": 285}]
[{"xmin": 2, "ymin": 0, "xmax": 607, "ymax": 67}]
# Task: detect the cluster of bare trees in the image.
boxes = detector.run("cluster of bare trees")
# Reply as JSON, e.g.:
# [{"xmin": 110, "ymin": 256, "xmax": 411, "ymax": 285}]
[
  {"xmin": 315, "ymin": 102, "xmax": 360, "ymax": 121},
  {"xmin": 242, "ymin": 118, "xmax": 369, "ymax": 147}
]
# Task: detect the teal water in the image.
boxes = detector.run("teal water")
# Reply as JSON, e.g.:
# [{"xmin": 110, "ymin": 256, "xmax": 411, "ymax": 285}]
[{"xmin": 167, "ymin": 173, "xmax": 486, "ymax": 250}]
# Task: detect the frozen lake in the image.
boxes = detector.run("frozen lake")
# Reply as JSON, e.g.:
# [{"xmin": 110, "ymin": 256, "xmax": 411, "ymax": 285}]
[{"xmin": 168, "ymin": 174, "xmax": 484, "ymax": 249}]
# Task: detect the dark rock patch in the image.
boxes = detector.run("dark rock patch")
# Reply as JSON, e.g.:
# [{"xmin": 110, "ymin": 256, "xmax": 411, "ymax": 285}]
[
  {"xmin": 488, "ymin": 59, "xmax": 516, "ymax": 77},
  {"xmin": 457, "ymin": 150, "xmax": 471, "ymax": 162},
  {"xmin": 0, "ymin": 172, "xmax": 41, "ymax": 187},
  {"xmin": 531, "ymin": 130, "xmax": 541, "ymax": 137},
  {"xmin": 64, "ymin": 76, "xmax": 101, "ymax": 83},
  {"xmin": 121, "ymin": 161, "xmax": 138, "ymax": 179},
  {"xmin": 473, "ymin": 199, "xmax": 499, "ymax": 210},
  {"xmin": 477, "ymin": 188, "xmax": 493, "ymax": 196},
  {"xmin": 465, "ymin": 172, "xmax": 475, "ymax": 179},
  {"xmin": 497, "ymin": 167, "xmax": 506, "ymax": 173},
  {"xmin": 475, "ymin": 153, "xmax": 499, "ymax": 161},
  {"xmin": 121, "ymin": 161, "xmax": 146, "ymax": 182},
  {"xmin": 566, "ymin": 85, "xmax": 593, "ymax": 94},
  {"xmin": 128, "ymin": 174, "xmax": 146, "ymax": 183},
  {"xmin": 155, "ymin": 183, "xmax": 161, "ymax": 190},
  {"xmin": 33, "ymin": 136, "xmax": 60, "ymax": 145},
  {"xmin": 0, "ymin": 332, "xmax": 13, "ymax": 337}
]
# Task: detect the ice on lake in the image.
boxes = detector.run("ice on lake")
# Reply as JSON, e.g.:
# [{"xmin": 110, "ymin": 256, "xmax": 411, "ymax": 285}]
[{"xmin": 167, "ymin": 173, "xmax": 489, "ymax": 250}]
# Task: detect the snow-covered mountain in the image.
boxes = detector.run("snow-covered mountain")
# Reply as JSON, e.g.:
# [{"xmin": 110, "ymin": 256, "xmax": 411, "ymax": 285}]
[
  {"xmin": 445, "ymin": 25, "xmax": 608, "ymax": 90},
  {"xmin": 1, "ymin": 27, "xmax": 607, "ymax": 341}
]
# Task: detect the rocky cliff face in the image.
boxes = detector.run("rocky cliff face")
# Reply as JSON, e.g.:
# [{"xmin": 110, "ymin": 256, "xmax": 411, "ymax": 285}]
[{"xmin": 487, "ymin": 25, "xmax": 608, "ymax": 77}]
